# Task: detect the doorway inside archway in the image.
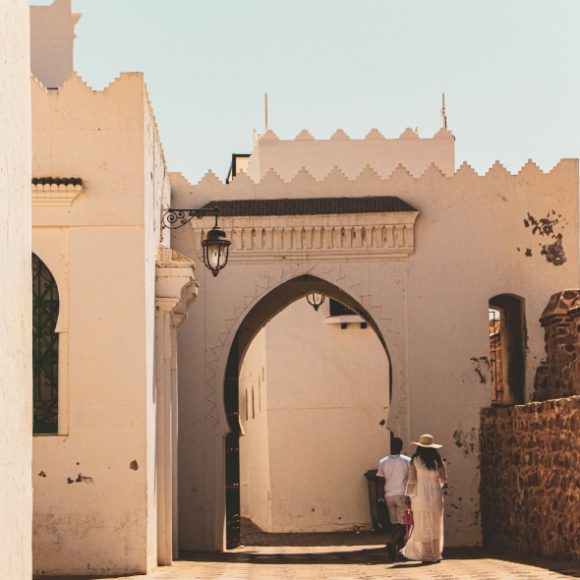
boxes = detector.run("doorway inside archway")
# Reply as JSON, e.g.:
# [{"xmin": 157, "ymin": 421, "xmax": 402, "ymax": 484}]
[{"xmin": 224, "ymin": 275, "xmax": 391, "ymax": 548}]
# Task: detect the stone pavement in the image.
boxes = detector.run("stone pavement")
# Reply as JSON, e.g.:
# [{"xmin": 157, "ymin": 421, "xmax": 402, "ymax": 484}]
[{"xmin": 38, "ymin": 528, "xmax": 580, "ymax": 579}]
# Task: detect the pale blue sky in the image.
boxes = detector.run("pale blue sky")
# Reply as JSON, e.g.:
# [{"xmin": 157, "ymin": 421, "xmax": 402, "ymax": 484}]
[{"xmin": 32, "ymin": 0, "xmax": 580, "ymax": 183}]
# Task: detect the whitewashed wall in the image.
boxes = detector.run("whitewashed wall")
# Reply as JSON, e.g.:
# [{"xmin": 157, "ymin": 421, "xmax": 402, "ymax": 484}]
[
  {"xmin": 240, "ymin": 299, "xmax": 389, "ymax": 532},
  {"xmin": 31, "ymin": 73, "xmax": 168, "ymax": 575},
  {"xmin": 0, "ymin": 1, "xmax": 32, "ymax": 578},
  {"xmin": 239, "ymin": 329, "xmax": 271, "ymax": 530}
]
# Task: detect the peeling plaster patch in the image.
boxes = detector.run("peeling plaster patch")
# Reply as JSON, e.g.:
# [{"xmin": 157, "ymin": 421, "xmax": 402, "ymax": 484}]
[
  {"xmin": 129, "ymin": 460, "xmax": 139, "ymax": 471},
  {"xmin": 523, "ymin": 211, "xmax": 567, "ymax": 265},
  {"xmin": 541, "ymin": 236, "xmax": 566, "ymax": 265},
  {"xmin": 38, "ymin": 471, "xmax": 47, "ymax": 478},
  {"xmin": 470, "ymin": 356, "xmax": 489, "ymax": 384},
  {"xmin": 67, "ymin": 473, "xmax": 94, "ymax": 484},
  {"xmin": 452, "ymin": 428, "xmax": 478, "ymax": 457}
]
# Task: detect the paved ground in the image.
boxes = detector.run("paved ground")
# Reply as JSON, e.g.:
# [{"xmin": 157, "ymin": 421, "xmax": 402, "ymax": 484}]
[{"xmin": 38, "ymin": 526, "xmax": 580, "ymax": 579}]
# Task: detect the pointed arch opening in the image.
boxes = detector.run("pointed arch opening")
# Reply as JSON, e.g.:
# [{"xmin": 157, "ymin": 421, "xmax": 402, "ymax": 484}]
[{"xmin": 224, "ymin": 274, "xmax": 392, "ymax": 548}]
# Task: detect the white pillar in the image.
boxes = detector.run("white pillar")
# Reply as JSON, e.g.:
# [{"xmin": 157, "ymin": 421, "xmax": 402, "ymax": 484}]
[{"xmin": 155, "ymin": 247, "xmax": 198, "ymax": 566}]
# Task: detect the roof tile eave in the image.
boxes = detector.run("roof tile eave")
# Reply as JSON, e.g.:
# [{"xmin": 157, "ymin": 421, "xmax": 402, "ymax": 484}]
[{"xmin": 201, "ymin": 196, "xmax": 416, "ymax": 217}]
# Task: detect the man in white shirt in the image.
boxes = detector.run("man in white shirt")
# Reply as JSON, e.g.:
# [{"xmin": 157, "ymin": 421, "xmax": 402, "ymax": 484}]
[{"xmin": 376, "ymin": 437, "xmax": 411, "ymax": 560}]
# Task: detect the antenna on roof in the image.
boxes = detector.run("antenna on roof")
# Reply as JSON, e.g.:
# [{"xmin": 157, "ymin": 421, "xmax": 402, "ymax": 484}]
[
  {"xmin": 441, "ymin": 93, "xmax": 448, "ymax": 129},
  {"xmin": 264, "ymin": 93, "xmax": 269, "ymax": 131}
]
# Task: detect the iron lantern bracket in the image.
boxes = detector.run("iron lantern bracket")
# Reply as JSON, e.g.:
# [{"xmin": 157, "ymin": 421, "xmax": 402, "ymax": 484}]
[{"xmin": 161, "ymin": 206, "xmax": 220, "ymax": 230}]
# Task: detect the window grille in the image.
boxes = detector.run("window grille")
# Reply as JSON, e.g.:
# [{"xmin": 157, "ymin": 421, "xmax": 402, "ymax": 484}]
[
  {"xmin": 489, "ymin": 308, "xmax": 504, "ymax": 403},
  {"xmin": 32, "ymin": 254, "xmax": 59, "ymax": 434}
]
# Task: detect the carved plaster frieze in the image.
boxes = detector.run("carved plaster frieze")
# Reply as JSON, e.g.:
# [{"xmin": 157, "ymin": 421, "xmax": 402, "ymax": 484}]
[
  {"xmin": 190, "ymin": 213, "xmax": 418, "ymax": 263},
  {"xmin": 32, "ymin": 183, "xmax": 83, "ymax": 207}
]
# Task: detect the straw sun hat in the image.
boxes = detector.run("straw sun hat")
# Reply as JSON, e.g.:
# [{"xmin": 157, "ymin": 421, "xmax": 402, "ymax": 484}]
[{"xmin": 412, "ymin": 434, "xmax": 443, "ymax": 448}]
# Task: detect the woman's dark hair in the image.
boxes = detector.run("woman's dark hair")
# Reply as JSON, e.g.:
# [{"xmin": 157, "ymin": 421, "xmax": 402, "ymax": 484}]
[{"xmin": 412, "ymin": 446, "xmax": 443, "ymax": 471}]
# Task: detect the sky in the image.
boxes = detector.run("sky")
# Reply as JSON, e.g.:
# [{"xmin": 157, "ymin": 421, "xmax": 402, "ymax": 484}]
[{"xmin": 32, "ymin": 0, "xmax": 580, "ymax": 184}]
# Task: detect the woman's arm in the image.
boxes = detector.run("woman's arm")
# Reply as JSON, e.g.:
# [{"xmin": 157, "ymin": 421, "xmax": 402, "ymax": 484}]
[
  {"xmin": 438, "ymin": 460, "xmax": 448, "ymax": 488},
  {"xmin": 405, "ymin": 461, "xmax": 417, "ymax": 498}
]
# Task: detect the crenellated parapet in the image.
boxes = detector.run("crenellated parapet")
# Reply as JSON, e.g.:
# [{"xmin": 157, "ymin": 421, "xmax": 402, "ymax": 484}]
[
  {"xmin": 32, "ymin": 72, "xmax": 165, "ymax": 153},
  {"xmin": 170, "ymin": 158, "xmax": 578, "ymax": 209},
  {"xmin": 32, "ymin": 71, "xmax": 169, "ymax": 230},
  {"xmin": 245, "ymin": 126, "xmax": 455, "ymax": 181}
]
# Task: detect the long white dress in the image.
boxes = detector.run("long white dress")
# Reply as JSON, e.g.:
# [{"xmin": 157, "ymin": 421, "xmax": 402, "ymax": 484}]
[{"xmin": 400, "ymin": 458, "xmax": 447, "ymax": 562}]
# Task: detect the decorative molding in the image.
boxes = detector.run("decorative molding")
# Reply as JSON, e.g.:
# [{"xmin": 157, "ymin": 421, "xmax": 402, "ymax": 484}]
[
  {"xmin": 202, "ymin": 261, "xmax": 410, "ymax": 443},
  {"xmin": 155, "ymin": 245, "xmax": 198, "ymax": 327},
  {"xmin": 190, "ymin": 213, "xmax": 418, "ymax": 263},
  {"xmin": 32, "ymin": 182, "xmax": 84, "ymax": 207}
]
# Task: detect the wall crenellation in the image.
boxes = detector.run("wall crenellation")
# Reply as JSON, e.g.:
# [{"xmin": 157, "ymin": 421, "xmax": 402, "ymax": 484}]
[
  {"xmin": 254, "ymin": 126, "xmax": 454, "ymax": 142},
  {"xmin": 170, "ymin": 158, "xmax": 578, "ymax": 208}
]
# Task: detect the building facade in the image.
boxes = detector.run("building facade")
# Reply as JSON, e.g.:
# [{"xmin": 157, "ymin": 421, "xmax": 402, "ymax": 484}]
[
  {"xmin": 171, "ymin": 130, "xmax": 579, "ymax": 551},
  {"xmin": 29, "ymin": 1, "xmax": 196, "ymax": 575}
]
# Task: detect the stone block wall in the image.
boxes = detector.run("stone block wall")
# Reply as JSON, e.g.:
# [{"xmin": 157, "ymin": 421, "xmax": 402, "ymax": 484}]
[
  {"xmin": 480, "ymin": 395, "xmax": 580, "ymax": 560},
  {"xmin": 481, "ymin": 396, "xmax": 580, "ymax": 560}
]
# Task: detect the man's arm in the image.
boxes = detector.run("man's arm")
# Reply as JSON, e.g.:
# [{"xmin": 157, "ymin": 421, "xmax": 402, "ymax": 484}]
[{"xmin": 376, "ymin": 475, "xmax": 385, "ymax": 501}]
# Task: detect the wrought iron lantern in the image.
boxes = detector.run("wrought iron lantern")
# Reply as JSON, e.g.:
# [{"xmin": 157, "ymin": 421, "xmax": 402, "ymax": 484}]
[
  {"xmin": 162, "ymin": 207, "xmax": 231, "ymax": 277},
  {"xmin": 201, "ymin": 221, "xmax": 231, "ymax": 277},
  {"xmin": 306, "ymin": 293, "xmax": 326, "ymax": 311}
]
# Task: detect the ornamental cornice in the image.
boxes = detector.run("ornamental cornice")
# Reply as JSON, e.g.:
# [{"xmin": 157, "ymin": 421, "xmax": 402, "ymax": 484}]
[
  {"xmin": 189, "ymin": 211, "xmax": 418, "ymax": 263},
  {"xmin": 156, "ymin": 245, "xmax": 198, "ymax": 327},
  {"xmin": 32, "ymin": 183, "xmax": 84, "ymax": 207}
]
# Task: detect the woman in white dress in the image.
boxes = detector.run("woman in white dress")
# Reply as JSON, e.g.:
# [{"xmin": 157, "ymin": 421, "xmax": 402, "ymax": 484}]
[{"xmin": 400, "ymin": 434, "xmax": 447, "ymax": 563}]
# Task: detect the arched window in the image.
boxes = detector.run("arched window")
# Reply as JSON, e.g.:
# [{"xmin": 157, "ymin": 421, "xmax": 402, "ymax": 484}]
[
  {"xmin": 32, "ymin": 254, "xmax": 59, "ymax": 434},
  {"xmin": 488, "ymin": 294, "xmax": 526, "ymax": 404}
]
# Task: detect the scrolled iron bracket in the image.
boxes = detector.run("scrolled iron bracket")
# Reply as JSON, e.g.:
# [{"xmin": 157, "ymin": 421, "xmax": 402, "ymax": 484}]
[{"xmin": 162, "ymin": 206, "xmax": 220, "ymax": 230}]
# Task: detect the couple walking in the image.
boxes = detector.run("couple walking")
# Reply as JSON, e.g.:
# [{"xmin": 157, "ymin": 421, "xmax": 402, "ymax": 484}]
[{"xmin": 376, "ymin": 434, "xmax": 447, "ymax": 563}]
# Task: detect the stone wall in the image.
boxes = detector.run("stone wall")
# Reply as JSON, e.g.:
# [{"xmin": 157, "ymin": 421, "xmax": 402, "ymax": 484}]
[
  {"xmin": 481, "ymin": 290, "xmax": 580, "ymax": 560},
  {"xmin": 480, "ymin": 396, "xmax": 580, "ymax": 560}
]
